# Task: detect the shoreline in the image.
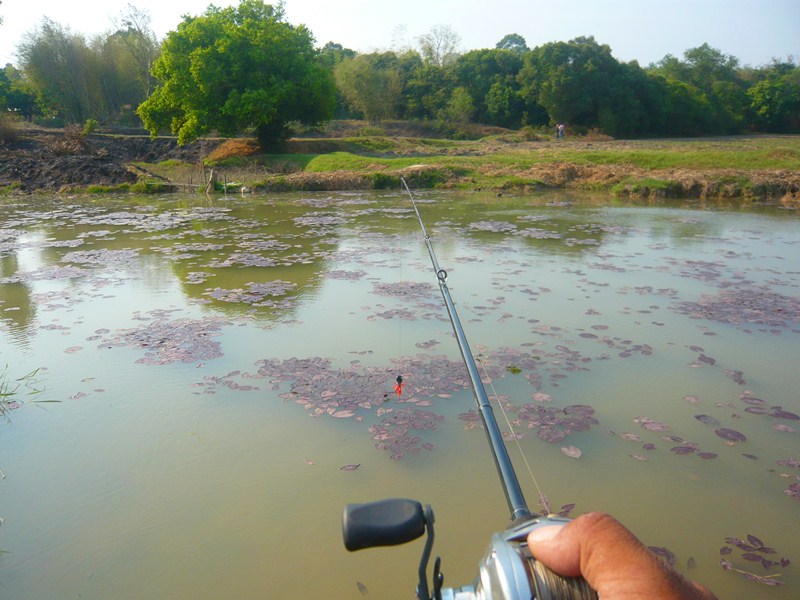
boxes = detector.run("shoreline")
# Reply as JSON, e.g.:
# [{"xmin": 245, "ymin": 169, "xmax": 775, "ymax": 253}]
[{"xmin": 1, "ymin": 128, "xmax": 798, "ymax": 205}]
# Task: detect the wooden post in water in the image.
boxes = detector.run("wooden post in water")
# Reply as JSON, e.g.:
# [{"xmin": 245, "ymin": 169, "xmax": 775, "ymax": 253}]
[{"xmin": 205, "ymin": 168, "xmax": 217, "ymax": 194}]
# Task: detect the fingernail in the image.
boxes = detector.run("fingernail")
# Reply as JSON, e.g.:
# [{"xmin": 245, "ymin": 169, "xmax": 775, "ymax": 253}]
[{"xmin": 528, "ymin": 524, "xmax": 564, "ymax": 544}]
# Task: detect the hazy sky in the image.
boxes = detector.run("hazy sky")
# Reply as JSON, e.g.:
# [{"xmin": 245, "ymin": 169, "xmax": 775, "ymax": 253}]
[{"xmin": 1, "ymin": 0, "xmax": 797, "ymax": 68}]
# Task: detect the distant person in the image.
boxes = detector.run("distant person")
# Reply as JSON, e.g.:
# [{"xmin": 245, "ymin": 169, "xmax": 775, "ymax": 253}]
[
  {"xmin": 528, "ymin": 512, "xmax": 718, "ymax": 599},
  {"xmin": 557, "ymin": 123, "xmax": 565, "ymax": 139}
]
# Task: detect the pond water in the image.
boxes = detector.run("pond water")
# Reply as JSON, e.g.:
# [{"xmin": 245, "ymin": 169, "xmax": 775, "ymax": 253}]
[{"xmin": 0, "ymin": 191, "xmax": 798, "ymax": 599}]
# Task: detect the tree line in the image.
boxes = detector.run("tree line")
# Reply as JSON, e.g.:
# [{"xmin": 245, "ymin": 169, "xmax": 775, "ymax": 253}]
[
  {"xmin": 1, "ymin": 0, "xmax": 798, "ymax": 148},
  {"xmin": 1, "ymin": 5, "xmax": 158, "ymax": 127}
]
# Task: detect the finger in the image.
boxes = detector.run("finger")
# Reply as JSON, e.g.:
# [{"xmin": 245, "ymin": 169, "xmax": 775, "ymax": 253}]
[
  {"xmin": 528, "ymin": 513, "xmax": 719, "ymax": 599},
  {"xmin": 527, "ymin": 522, "xmax": 582, "ymax": 576}
]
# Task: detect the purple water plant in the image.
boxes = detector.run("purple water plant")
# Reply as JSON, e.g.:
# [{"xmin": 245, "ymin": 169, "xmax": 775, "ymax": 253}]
[
  {"xmin": 720, "ymin": 534, "xmax": 791, "ymax": 586},
  {"xmin": 715, "ymin": 428, "xmax": 747, "ymax": 443}
]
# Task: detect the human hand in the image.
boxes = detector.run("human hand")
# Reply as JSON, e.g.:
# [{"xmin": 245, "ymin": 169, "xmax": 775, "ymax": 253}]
[{"xmin": 527, "ymin": 512, "xmax": 718, "ymax": 599}]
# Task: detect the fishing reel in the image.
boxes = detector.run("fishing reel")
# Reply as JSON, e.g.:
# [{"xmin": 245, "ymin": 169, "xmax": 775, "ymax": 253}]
[{"xmin": 343, "ymin": 498, "xmax": 597, "ymax": 600}]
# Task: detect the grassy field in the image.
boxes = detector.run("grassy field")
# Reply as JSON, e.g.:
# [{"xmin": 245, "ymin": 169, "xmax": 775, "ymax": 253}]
[{"xmin": 137, "ymin": 124, "xmax": 800, "ymax": 203}]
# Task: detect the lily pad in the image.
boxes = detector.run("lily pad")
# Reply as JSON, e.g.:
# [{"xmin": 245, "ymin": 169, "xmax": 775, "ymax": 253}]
[
  {"xmin": 771, "ymin": 408, "xmax": 800, "ymax": 420},
  {"xmin": 715, "ymin": 428, "xmax": 747, "ymax": 442},
  {"xmin": 773, "ymin": 423, "xmax": 796, "ymax": 433},
  {"xmin": 695, "ymin": 414, "xmax": 721, "ymax": 428}
]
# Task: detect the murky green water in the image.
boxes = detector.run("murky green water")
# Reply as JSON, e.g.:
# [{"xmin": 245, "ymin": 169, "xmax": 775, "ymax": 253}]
[{"xmin": 1, "ymin": 191, "xmax": 798, "ymax": 599}]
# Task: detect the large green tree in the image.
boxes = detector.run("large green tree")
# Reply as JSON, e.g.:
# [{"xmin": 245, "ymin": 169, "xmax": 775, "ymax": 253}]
[
  {"xmin": 334, "ymin": 53, "xmax": 403, "ymax": 122},
  {"xmin": 453, "ymin": 49, "xmax": 523, "ymax": 126},
  {"xmin": 496, "ymin": 33, "xmax": 528, "ymax": 54},
  {"xmin": 652, "ymin": 44, "xmax": 748, "ymax": 133},
  {"xmin": 747, "ymin": 65, "xmax": 800, "ymax": 132},
  {"xmin": 138, "ymin": 0, "xmax": 335, "ymax": 150},
  {"xmin": 403, "ymin": 58, "xmax": 454, "ymax": 121},
  {"xmin": 518, "ymin": 37, "xmax": 638, "ymax": 133},
  {"xmin": 318, "ymin": 42, "xmax": 358, "ymax": 118}
]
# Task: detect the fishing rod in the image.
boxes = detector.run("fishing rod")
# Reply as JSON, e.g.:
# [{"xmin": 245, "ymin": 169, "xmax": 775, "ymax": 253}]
[
  {"xmin": 342, "ymin": 180, "xmax": 596, "ymax": 600},
  {"xmin": 406, "ymin": 177, "xmax": 530, "ymax": 522}
]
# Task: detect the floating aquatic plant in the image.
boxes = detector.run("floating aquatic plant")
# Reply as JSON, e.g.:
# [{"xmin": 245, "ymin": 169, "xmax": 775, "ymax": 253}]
[
  {"xmin": 695, "ymin": 414, "xmax": 721, "ymax": 428},
  {"xmin": 720, "ymin": 534, "xmax": 791, "ymax": 586},
  {"xmin": 536, "ymin": 494, "xmax": 576, "ymax": 518},
  {"xmin": 61, "ymin": 248, "xmax": 141, "ymax": 266},
  {"xmin": 633, "ymin": 416, "xmax": 670, "ymax": 432},
  {"xmin": 203, "ymin": 280, "xmax": 298, "ymax": 307},
  {"xmin": 715, "ymin": 428, "xmax": 747, "ymax": 443},
  {"xmin": 675, "ymin": 287, "xmax": 800, "ymax": 331},
  {"xmin": 468, "ymin": 221, "xmax": 518, "ymax": 233},
  {"xmin": 785, "ymin": 482, "xmax": 800, "ymax": 501},
  {"xmin": 99, "ymin": 316, "xmax": 228, "ymax": 365},
  {"xmin": 776, "ymin": 459, "xmax": 800, "ymax": 500}
]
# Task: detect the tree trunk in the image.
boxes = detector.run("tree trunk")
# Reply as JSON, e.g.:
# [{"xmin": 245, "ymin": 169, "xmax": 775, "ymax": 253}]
[{"xmin": 256, "ymin": 121, "xmax": 290, "ymax": 152}]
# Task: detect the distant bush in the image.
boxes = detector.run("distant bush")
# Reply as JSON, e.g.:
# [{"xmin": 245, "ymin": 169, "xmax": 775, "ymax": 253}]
[
  {"xmin": 0, "ymin": 114, "xmax": 20, "ymax": 145},
  {"xmin": 86, "ymin": 183, "xmax": 130, "ymax": 193},
  {"xmin": 520, "ymin": 125, "xmax": 545, "ymax": 141},
  {"xmin": 369, "ymin": 172, "xmax": 399, "ymax": 189},
  {"xmin": 82, "ymin": 118, "xmax": 99, "ymax": 137},
  {"xmin": 47, "ymin": 125, "xmax": 91, "ymax": 155},
  {"xmin": 400, "ymin": 166, "xmax": 449, "ymax": 188},
  {"xmin": 347, "ymin": 136, "xmax": 395, "ymax": 152},
  {"xmin": 0, "ymin": 182, "xmax": 23, "ymax": 194},
  {"xmin": 131, "ymin": 181, "xmax": 174, "ymax": 194},
  {"xmin": 583, "ymin": 128, "xmax": 614, "ymax": 141},
  {"xmin": 354, "ymin": 126, "xmax": 385, "ymax": 137}
]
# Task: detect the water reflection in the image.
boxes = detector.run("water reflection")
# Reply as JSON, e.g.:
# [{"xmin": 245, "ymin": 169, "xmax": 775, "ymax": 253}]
[
  {"xmin": 0, "ymin": 192, "xmax": 798, "ymax": 600},
  {"xmin": 0, "ymin": 233, "xmax": 38, "ymax": 346}
]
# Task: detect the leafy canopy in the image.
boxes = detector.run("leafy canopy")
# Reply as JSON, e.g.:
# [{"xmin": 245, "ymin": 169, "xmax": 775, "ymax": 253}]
[
  {"xmin": 334, "ymin": 53, "xmax": 405, "ymax": 123},
  {"xmin": 138, "ymin": 0, "xmax": 335, "ymax": 150}
]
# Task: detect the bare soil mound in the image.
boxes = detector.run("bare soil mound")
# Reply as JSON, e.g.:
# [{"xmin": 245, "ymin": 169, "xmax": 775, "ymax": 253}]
[{"xmin": 0, "ymin": 130, "xmax": 218, "ymax": 193}]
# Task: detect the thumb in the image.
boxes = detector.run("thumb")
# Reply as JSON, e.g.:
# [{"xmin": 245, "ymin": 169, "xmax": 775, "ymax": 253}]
[{"xmin": 527, "ymin": 513, "xmax": 718, "ymax": 599}]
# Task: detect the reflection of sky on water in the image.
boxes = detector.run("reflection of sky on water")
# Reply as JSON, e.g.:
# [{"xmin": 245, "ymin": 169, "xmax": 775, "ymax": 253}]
[{"xmin": 0, "ymin": 192, "xmax": 799, "ymax": 599}]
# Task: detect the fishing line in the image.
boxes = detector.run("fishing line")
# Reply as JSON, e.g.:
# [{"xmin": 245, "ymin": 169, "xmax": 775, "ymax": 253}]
[
  {"xmin": 396, "ymin": 214, "xmax": 406, "ymax": 394},
  {"xmin": 401, "ymin": 177, "xmax": 547, "ymax": 520},
  {"xmin": 398, "ymin": 235, "xmax": 403, "ymax": 358},
  {"xmin": 476, "ymin": 355, "xmax": 551, "ymax": 515}
]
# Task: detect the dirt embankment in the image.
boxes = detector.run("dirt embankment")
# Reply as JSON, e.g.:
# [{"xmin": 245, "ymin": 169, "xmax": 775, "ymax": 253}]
[
  {"xmin": 0, "ymin": 130, "xmax": 218, "ymax": 193},
  {"xmin": 508, "ymin": 161, "xmax": 800, "ymax": 204}
]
